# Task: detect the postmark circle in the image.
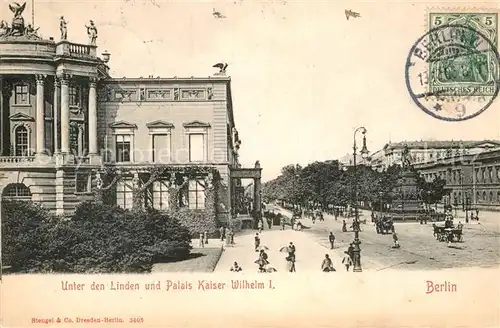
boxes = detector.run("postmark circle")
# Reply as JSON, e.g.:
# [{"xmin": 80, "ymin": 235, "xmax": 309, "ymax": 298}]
[{"xmin": 405, "ymin": 23, "xmax": 500, "ymax": 122}]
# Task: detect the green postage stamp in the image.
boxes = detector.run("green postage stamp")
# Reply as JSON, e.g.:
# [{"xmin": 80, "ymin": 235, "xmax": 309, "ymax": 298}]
[
  {"xmin": 428, "ymin": 13, "xmax": 498, "ymax": 96},
  {"xmin": 405, "ymin": 11, "xmax": 500, "ymax": 121}
]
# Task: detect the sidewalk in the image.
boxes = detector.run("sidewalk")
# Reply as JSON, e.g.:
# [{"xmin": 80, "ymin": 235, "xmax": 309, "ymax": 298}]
[{"xmin": 214, "ymin": 221, "xmax": 344, "ymax": 273}]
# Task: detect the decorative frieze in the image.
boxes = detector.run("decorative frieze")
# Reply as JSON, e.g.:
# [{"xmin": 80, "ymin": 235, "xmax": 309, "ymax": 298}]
[
  {"xmin": 147, "ymin": 89, "xmax": 171, "ymax": 100},
  {"xmin": 181, "ymin": 89, "xmax": 205, "ymax": 100},
  {"xmin": 101, "ymin": 86, "xmax": 215, "ymax": 102}
]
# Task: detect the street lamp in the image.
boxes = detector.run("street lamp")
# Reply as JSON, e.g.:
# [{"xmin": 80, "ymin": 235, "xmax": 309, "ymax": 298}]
[{"xmin": 352, "ymin": 126, "xmax": 369, "ymax": 273}]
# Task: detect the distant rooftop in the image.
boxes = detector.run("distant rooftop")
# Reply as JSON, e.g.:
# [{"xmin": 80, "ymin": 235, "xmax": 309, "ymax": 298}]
[{"xmin": 384, "ymin": 140, "xmax": 500, "ymax": 150}]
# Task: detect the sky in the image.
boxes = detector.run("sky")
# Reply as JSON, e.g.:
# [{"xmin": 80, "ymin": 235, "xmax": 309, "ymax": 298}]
[{"xmin": 11, "ymin": 0, "xmax": 500, "ymax": 182}]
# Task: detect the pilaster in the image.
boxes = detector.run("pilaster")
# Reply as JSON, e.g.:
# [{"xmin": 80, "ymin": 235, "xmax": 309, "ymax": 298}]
[
  {"xmin": 35, "ymin": 74, "xmax": 47, "ymax": 157},
  {"xmin": 59, "ymin": 73, "xmax": 73, "ymax": 163}
]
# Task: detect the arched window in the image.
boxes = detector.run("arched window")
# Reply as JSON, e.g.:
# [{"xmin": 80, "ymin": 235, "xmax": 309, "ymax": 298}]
[
  {"xmin": 15, "ymin": 125, "xmax": 29, "ymax": 156},
  {"xmin": 482, "ymin": 191, "xmax": 487, "ymax": 201},
  {"xmin": 2, "ymin": 183, "xmax": 32, "ymax": 201}
]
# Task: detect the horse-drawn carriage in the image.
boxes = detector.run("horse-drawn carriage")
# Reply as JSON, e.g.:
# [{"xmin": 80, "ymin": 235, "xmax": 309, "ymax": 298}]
[
  {"xmin": 376, "ymin": 216, "xmax": 394, "ymax": 234},
  {"xmin": 433, "ymin": 224, "xmax": 463, "ymax": 243}
]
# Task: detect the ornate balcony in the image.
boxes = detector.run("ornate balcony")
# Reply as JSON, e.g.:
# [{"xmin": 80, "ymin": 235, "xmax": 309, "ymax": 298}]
[
  {"xmin": 0, "ymin": 156, "xmax": 35, "ymax": 163},
  {"xmin": 56, "ymin": 41, "xmax": 97, "ymax": 60}
]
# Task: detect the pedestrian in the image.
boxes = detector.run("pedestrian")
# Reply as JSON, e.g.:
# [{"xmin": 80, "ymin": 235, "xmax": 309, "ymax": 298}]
[
  {"xmin": 392, "ymin": 232, "xmax": 399, "ymax": 248},
  {"xmin": 258, "ymin": 249, "xmax": 269, "ymax": 272},
  {"xmin": 198, "ymin": 233, "xmax": 204, "ymax": 248},
  {"xmin": 329, "ymin": 232, "xmax": 335, "ymax": 249},
  {"xmin": 254, "ymin": 233, "xmax": 260, "ymax": 252},
  {"xmin": 267, "ymin": 217, "xmax": 272, "ymax": 229},
  {"xmin": 258, "ymin": 219, "xmax": 263, "ymax": 233},
  {"xmin": 321, "ymin": 254, "xmax": 335, "ymax": 272},
  {"xmin": 286, "ymin": 253, "xmax": 296, "ymax": 272},
  {"xmin": 342, "ymin": 251, "xmax": 353, "ymax": 271},
  {"xmin": 219, "ymin": 226, "xmax": 225, "ymax": 241},
  {"xmin": 230, "ymin": 229, "xmax": 235, "ymax": 245},
  {"xmin": 347, "ymin": 243, "xmax": 354, "ymax": 260},
  {"xmin": 342, "ymin": 220, "xmax": 347, "ymax": 232},
  {"xmin": 230, "ymin": 262, "xmax": 242, "ymax": 272},
  {"xmin": 204, "ymin": 231, "xmax": 208, "ymax": 244},
  {"xmin": 281, "ymin": 217, "xmax": 286, "ymax": 230}
]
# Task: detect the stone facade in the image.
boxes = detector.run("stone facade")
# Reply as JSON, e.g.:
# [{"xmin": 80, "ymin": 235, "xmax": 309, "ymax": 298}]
[
  {"xmin": 414, "ymin": 149, "xmax": 500, "ymax": 211},
  {"xmin": 0, "ymin": 19, "xmax": 244, "ymax": 224}
]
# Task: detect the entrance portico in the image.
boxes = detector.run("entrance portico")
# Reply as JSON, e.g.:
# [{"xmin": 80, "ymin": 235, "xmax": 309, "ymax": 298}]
[{"xmin": 231, "ymin": 161, "xmax": 262, "ymax": 228}]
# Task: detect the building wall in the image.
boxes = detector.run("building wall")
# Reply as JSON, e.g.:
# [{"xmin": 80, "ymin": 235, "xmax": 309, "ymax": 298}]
[
  {"xmin": 98, "ymin": 80, "xmax": 230, "ymax": 165},
  {"xmin": 415, "ymin": 150, "xmax": 500, "ymax": 211}
]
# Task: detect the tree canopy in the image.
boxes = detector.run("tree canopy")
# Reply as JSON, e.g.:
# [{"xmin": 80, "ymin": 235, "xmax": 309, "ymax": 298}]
[{"xmin": 263, "ymin": 160, "xmax": 449, "ymax": 209}]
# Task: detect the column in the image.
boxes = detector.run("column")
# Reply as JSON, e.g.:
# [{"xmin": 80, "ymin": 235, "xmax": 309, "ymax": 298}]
[
  {"xmin": 35, "ymin": 75, "xmax": 46, "ymax": 154},
  {"xmin": 60, "ymin": 76, "xmax": 70, "ymax": 153},
  {"xmin": 88, "ymin": 78, "xmax": 98, "ymax": 154},
  {"xmin": 53, "ymin": 78, "xmax": 60, "ymax": 153}
]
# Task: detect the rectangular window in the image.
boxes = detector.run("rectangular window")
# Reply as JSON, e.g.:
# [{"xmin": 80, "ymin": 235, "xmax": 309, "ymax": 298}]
[
  {"xmin": 188, "ymin": 179, "xmax": 205, "ymax": 210},
  {"xmin": 116, "ymin": 178, "xmax": 133, "ymax": 209},
  {"xmin": 189, "ymin": 134, "xmax": 205, "ymax": 162},
  {"xmin": 152, "ymin": 134, "xmax": 170, "ymax": 162},
  {"xmin": 75, "ymin": 173, "xmax": 91, "ymax": 193},
  {"xmin": 69, "ymin": 85, "xmax": 80, "ymax": 107},
  {"xmin": 152, "ymin": 180, "xmax": 169, "ymax": 210},
  {"xmin": 115, "ymin": 135, "xmax": 131, "ymax": 162},
  {"xmin": 14, "ymin": 84, "xmax": 30, "ymax": 105}
]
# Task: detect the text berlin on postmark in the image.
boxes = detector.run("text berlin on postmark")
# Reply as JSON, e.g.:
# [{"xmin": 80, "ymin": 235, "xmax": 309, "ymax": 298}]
[{"xmin": 406, "ymin": 12, "xmax": 500, "ymax": 121}]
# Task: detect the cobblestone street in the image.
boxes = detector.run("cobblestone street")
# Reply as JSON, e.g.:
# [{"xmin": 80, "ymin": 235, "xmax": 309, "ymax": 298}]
[{"xmin": 271, "ymin": 206, "xmax": 500, "ymax": 271}]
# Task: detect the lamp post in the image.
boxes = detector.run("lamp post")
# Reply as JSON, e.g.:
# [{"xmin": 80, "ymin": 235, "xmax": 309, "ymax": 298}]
[{"xmin": 352, "ymin": 127, "xmax": 369, "ymax": 273}]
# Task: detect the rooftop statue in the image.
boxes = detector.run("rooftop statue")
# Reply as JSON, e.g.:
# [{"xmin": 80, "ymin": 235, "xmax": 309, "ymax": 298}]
[
  {"xmin": 60, "ymin": 16, "xmax": 67, "ymax": 40},
  {"xmin": 8, "ymin": 2, "xmax": 26, "ymax": 36},
  {"xmin": 0, "ymin": 2, "xmax": 41, "ymax": 40},
  {"xmin": 85, "ymin": 20, "xmax": 97, "ymax": 45}
]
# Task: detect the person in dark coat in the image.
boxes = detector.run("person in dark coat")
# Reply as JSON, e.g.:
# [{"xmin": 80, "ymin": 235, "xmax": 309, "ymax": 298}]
[
  {"xmin": 347, "ymin": 243, "xmax": 354, "ymax": 260},
  {"xmin": 254, "ymin": 233, "xmax": 260, "ymax": 252},
  {"xmin": 342, "ymin": 220, "xmax": 347, "ymax": 232},
  {"xmin": 329, "ymin": 232, "xmax": 335, "ymax": 249}
]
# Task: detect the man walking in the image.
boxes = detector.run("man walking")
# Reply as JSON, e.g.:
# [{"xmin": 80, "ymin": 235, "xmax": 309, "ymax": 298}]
[
  {"xmin": 329, "ymin": 232, "xmax": 335, "ymax": 249},
  {"xmin": 342, "ymin": 251, "xmax": 353, "ymax": 271},
  {"xmin": 254, "ymin": 233, "xmax": 260, "ymax": 252},
  {"xmin": 219, "ymin": 226, "xmax": 225, "ymax": 241}
]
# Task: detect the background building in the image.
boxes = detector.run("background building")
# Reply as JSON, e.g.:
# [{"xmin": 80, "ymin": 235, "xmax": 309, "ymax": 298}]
[{"xmin": 414, "ymin": 149, "xmax": 500, "ymax": 211}]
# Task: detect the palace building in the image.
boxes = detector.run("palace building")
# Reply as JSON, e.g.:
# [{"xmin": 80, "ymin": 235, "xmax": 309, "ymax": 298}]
[{"xmin": 0, "ymin": 8, "xmax": 262, "ymax": 230}]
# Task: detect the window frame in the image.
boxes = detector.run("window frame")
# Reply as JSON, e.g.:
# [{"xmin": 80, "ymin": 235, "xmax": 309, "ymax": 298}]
[
  {"xmin": 115, "ymin": 134, "xmax": 132, "ymax": 163},
  {"xmin": 68, "ymin": 84, "xmax": 81, "ymax": 108},
  {"xmin": 14, "ymin": 83, "xmax": 30, "ymax": 106},
  {"xmin": 116, "ymin": 177, "xmax": 134, "ymax": 209},
  {"xmin": 187, "ymin": 178, "xmax": 206, "ymax": 210},
  {"xmin": 151, "ymin": 180, "xmax": 170, "ymax": 210},
  {"xmin": 109, "ymin": 122, "xmax": 137, "ymax": 163},
  {"xmin": 75, "ymin": 172, "xmax": 92, "ymax": 194},
  {"xmin": 183, "ymin": 122, "xmax": 210, "ymax": 163},
  {"xmin": 13, "ymin": 124, "xmax": 31, "ymax": 156},
  {"xmin": 146, "ymin": 122, "xmax": 173, "ymax": 163}
]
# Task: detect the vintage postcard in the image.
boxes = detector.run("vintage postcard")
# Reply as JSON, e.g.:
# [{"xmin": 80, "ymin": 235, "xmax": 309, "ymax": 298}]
[{"xmin": 0, "ymin": 1, "xmax": 499, "ymax": 327}]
